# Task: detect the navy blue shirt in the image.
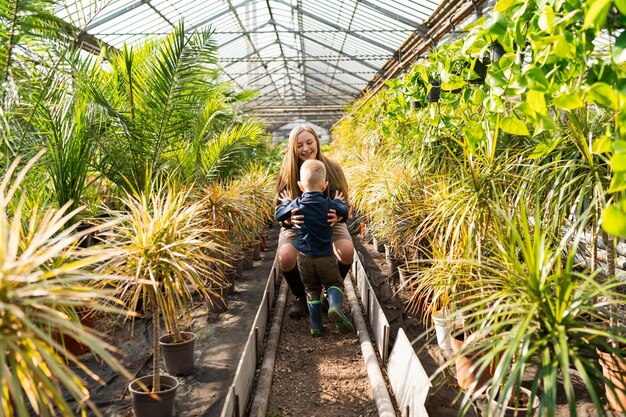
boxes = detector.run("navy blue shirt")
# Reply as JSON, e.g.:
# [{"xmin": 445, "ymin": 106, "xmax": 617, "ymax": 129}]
[{"xmin": 275, "ymin": 191, "xmax": 349, "ymax": 257}]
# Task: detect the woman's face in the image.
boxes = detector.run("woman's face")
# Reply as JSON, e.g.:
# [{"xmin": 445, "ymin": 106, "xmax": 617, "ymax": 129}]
[{"xmin": 296, "ymin": 131, "xmax": 318, "ymax": 162}]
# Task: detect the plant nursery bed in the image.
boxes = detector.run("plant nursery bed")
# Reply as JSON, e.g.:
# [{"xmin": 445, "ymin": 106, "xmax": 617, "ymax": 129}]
[
  {"xmin": 356, "ymin": 236, "xmax": 624, "ymax": 417},
  {"xmin": 267, "ymin": 292, "xmax": 378, "ymax": 417},
  {"xmin": 66, "ymin": 227, "xmax": 280, "ymax": 417}
]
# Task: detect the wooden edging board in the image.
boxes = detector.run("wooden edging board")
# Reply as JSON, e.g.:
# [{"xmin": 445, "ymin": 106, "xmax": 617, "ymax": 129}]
[
  {"xmin": 354, "ymin": 249, "xmax": 431, "ymax": 416},
  {"xmin": 220, "ymin": 261, "xmax": 279, "ymax": 417}
]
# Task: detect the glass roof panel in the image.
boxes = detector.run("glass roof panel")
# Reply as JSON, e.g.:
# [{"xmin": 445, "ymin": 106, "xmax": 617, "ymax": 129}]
[{"xmin": 55, "ymin": 0, "xmax": 445, "ymax": 130}]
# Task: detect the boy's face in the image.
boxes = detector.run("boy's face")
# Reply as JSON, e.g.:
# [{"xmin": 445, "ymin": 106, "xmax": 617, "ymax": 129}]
[{"xmin": 298, "ymin": 180, "xmax": 327, "ymax": 193}]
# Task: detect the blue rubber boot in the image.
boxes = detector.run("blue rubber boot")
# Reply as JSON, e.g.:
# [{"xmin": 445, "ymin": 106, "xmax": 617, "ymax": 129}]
[
  {"xmin": 307, "ymin": 301, "xmax": 322, "ymax": 336},
  {"xmin": 327, "ymin": 286, "xmax": 354, "ymax": 333}
]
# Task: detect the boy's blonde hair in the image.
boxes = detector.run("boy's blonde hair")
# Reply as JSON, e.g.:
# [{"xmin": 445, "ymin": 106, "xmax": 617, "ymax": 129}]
[{"xmin": 300, "ymin": 159, "xmax": 326, "ymax": 190}]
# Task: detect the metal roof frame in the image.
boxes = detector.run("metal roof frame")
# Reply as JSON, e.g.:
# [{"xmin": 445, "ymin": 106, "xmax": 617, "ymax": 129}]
[{"xmin": 55, "ymin": 0, "xmax": 447, "ymax": 130}]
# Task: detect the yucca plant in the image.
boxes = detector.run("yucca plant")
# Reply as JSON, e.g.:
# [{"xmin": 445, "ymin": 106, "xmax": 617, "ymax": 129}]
[
  {"xmin": 0, "ymin": 152, "xmax": 132, "ymax": 417},
  {"xmin": 97, "ymin": 180, "xmax": 224, "ymax": 392},
  {"xmin": 451, "ymin": 203, "xmax": 626, "ymax": 416}
]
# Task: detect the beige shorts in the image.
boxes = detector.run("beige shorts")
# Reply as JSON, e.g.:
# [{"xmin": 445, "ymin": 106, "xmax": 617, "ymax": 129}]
[{"xmin": 278, "ymin": 222, "xmax": 352, "ymax": 249}]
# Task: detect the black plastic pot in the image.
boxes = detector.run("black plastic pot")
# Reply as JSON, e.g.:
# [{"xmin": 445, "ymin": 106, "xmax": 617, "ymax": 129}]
[
  {"xmin": 473, "ymin": 58, "xmax": 488, "ymax": 82},
  {"xmin": 206, "ymin": 286, "xmax": 228, "ymax": 314},
  {"xmin": 491, "ymin": 42, "xmax": 505, "ymax": 62},
  {"xmin": 410, "ymin": 100, "xmax": 424, "ymax": 110},
  {"xmin": 160, "ymin": 332, "xmax": 196, "ymax": 376},
  {"xmin": 427, "ymin": 83, "xmax": 441, "ymax": 102},
  {"xmin": 129, "ymin": 374, "xmax": 179, "ymax": 417}
]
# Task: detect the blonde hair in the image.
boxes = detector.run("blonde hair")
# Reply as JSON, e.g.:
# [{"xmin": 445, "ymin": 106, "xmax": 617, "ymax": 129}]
[
  {"xmin": 300, "ymin": 159, "xmax": 326, "ymax": 190},
  {"xmin": 274, "ymin": 124, "xmax": 349, "ymax": 205}
]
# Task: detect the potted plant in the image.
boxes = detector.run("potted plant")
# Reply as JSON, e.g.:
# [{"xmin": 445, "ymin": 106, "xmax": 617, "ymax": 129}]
[
  {"xmin": 0, "ymin": 153, "xmax": 133, "ymax": 417},
  {"xmin": 98, "ymin": 180, "xmax": 224, "ymax": 416},
  {"xmin": 454, "ymin": 205, "xmax": 626, "ymax": 416}
]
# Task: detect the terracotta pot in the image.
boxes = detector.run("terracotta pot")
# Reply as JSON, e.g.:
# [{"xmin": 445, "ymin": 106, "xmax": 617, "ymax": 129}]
[
  {"xmin": 451, "ymin": 334, "xmax": 492, "ymax": 391},
  {"xmin": 598, "ymin": 349, "xmax": 626, "ymax": 412},
  {"xmin": 129, "ymin": 374, "xmax": 178, "ymax": 417},
  {"xmin": 486, "ymin": 386, "xmax": 540, "ymax": 417}
]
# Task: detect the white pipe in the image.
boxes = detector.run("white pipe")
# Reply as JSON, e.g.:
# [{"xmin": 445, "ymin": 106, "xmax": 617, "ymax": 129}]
[{"xmin": 344, "ymin": 275, "xmax": 397, "ymax": 417}]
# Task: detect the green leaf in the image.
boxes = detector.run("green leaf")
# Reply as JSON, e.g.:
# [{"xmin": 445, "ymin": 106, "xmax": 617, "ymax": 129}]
[
  {"xmin": 536, "ymin": 113, "xmax": 557, "ymax": 132},
  {"xmin": 553, "ymin": 33, "xmax": 575, "ymax": 59},
  {"xmin": 610, "ymin": 153, "xmax": 626, "ymax": 172},
  {"xmin": 485, "ymin": 12, "xmax": 508, "ymax": 37},
  {"xmin": 613, "ymin": 31, "xmax": 626, "ymax": 64},
  {"xmin": 583, "ymin": 0, "xmax": 611, "ymax": 29},
  {"xmin": 501, "ymin": 115, "xmax": 530, "ymax": 136},
  {"xmin": 585, "ymin": 82, "xmax": 618, "ymax": 109},
  {"xmin": 613, "ymin": 140, "xmax": 626, "ymax": 152},
  {"xmin": 552, "ymin": 91, "xmax": 585, "ymax": 110},
  {"xmin": 522, "ymin": 67, "xmax": 550, "ymax": 91},
  {"xmin": 463, "ymin": 121, "xmax": 487, "ymax": 145},
  {"xmin": 527, "ymin": 90, "xmax": 548, "ymax": 115},
  {"xmin": 495, "ymin": 0, "xmax": 515, "ymax": 12},
  {"xmin": 601, "ymin": 202, "xmax": 626, "ymax": 238},
  {"xmin": 609, "ymin": 171, "xmax": 626, "ymax": 193},
  {"xmin": 486, "ymin": 71, "xmax": 508, "ymax": 88},
  {"xmin": 592, "ymin": 135, "xmax": 613, "ymax": 154},
  {"xmin": 615, "ymin": 0, "xmax": 626, "ymax": 14},
  {"xmin": 538, "ymin": 5, "xmax": 556, "ymax": 34},
  {"xmin": 530, "ymin": 137, "xmax": 561, "ymax": 158}
]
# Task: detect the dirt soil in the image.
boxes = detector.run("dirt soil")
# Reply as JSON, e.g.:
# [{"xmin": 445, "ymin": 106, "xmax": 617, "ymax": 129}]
[{"xmin": 267, "ymin": 293, "xmax": 378, "ymax": 417}]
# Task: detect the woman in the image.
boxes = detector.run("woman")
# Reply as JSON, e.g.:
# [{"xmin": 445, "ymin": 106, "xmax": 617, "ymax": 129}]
[{"xmin": 274, "ymin": 125, "xmax": 354, "ymax": 319}]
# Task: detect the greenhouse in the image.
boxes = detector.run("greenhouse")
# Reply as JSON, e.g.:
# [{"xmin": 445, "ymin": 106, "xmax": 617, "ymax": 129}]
[{"xmin": 1, "ymin": 0, "xmax": 625, "ymax": 416}]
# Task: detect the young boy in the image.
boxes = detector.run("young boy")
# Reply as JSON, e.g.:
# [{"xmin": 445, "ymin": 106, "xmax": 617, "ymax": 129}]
[{"xmin": 275, "ymin": 159, "xmax": 354, "ymax": 335}]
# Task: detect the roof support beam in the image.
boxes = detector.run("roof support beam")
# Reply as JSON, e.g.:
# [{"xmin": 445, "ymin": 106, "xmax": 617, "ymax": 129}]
[
  {"xmin": 188, "ymin": 0, "xmax": 253, "ymax": 32},
  {"xmin": 221, "ymin": 40, "xmax": 279, "ymax": 69},
  {"xmin": 221, "ymin": 0, "xmax": 283, "ymax": 102},
  {"xmin": 265, "ymin": 0, "xmax": 297, "ymax": 102},
  {"xmin": 302, "ymin": 68, "xmax": 361, "ymax": 95},
  {"xmin": 277, "ymin": 40, "xmax": 372, "ymax": 84},
  {"xmin": 358, "ymin": 0, "xmax": 432, "ymax": 29},
  {"xmin": 273, "ymin": 0, "xmax": 396, "ymax": 54},
  {"xmin": 86, "ymin": 0, "xmax": 144, "ymax": 31},
  {"xmin": 219, "ymin": 21, "xmax": 271, "ymax": 49},
  {"xmin": 274, "ymin": 22, "xmax": 382, "ymax": 73}
]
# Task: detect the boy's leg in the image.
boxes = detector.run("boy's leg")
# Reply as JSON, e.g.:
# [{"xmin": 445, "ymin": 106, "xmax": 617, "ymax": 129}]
[
  {"xmin": 317, "ymin": 257, "xmax": 354, "ymax": 333},
  {"xmin": 298, "ymin": 254, "xmax": 323, "ymax": 335}
]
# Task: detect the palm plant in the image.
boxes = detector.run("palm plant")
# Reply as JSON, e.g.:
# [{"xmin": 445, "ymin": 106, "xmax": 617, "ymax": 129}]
[
  {"xmin": 97, "ymin": 180, "xmax": 224, "ymax": 392},
  {"xmin": 0, "ymin": 153, "xmax": 132, "ymax": 417},
  {"xmin": 78, "ymin": 22, "xmax": 223, "ymax": 193},
  {"xmin": 172, "ymin": 120, "xmax": 265, "ymax": 186}
]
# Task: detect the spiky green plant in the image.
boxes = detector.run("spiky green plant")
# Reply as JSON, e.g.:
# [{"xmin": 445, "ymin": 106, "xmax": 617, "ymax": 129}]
[
  {"xmin": 0, "ymin": 152, "xmax": 132, "ymax": 417},
  {"xmin": 97, "ymin": 181, "xmax": 224, "ymax": 392},
  {"xmin": 451, "ymin": 203, "xmax": 626, "ymax": 417}
]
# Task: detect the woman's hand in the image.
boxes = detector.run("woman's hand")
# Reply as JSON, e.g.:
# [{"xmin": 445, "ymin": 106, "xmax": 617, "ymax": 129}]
[
  {"xmin": 327, "ymin": 209, "xmax": 343, "ymax": 226},
  {"xmin": 290, "ymin": 207, "xmax": 304, "ymax": 229}
]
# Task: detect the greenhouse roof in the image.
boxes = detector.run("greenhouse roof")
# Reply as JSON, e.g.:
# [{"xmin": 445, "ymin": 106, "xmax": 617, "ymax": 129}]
[{"xmin": 55, "ymin": 0, "xmax": 459, "ymax": 130}]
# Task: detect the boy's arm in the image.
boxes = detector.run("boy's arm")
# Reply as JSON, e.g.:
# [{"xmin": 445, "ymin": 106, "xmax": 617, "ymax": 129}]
[
  {"xmin": 330, "ymin": 199, "xmax": 349, "ymax": 219},
  {"xmin": 275, "ymin": 199, "xmax": 296, "ymax": 222}
]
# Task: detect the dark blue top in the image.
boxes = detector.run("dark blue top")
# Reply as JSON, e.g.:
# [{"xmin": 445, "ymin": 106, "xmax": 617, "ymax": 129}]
[{"xmin": 275, "ymin": 191, "xmax": 349, "ymax": 257}]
